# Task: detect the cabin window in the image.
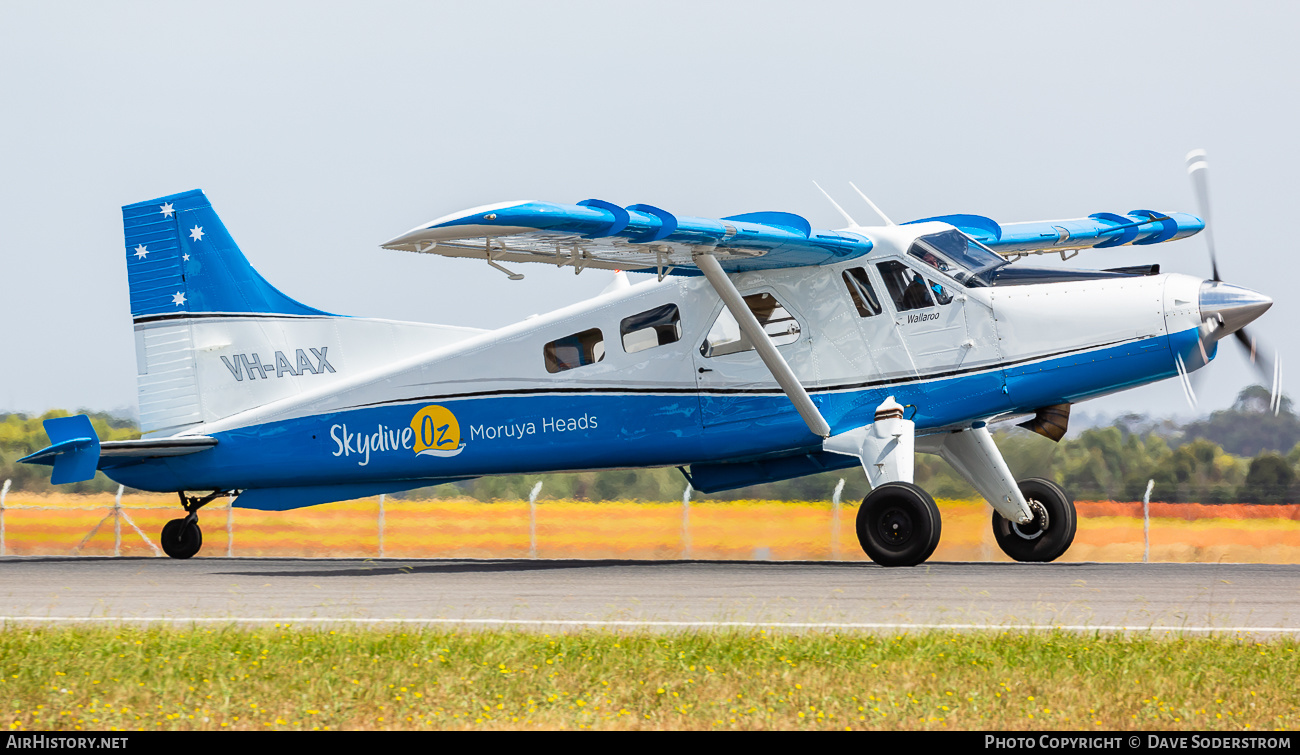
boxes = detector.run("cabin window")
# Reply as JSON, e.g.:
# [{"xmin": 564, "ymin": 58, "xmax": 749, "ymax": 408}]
[
  {"xmin": 621, "ymin": 304, "xmax": 682, "ymax": 354},
  {"xmin": 877, "ymin": 260, "xmax": 935, "ymax": 312},
  {"xmin": 842, "ymin": 268, "xmax": 883, "ymax": 317},
  {"xmin": 543, "ymin": 328, "xmax": 605, "ymax": 373},
  {"xmin": 700, "ymin": 292, "xmax": 800, "ymax": 357}
]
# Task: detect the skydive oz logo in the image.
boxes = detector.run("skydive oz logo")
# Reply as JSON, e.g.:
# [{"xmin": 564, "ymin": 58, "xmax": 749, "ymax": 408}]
[
  {"xmin": 410, "ymin": 405, "xmax": 465, "ymax": 457},
  {"xmin": 329, "ymin": 404, "xmax": 464, "ymax": 466}
]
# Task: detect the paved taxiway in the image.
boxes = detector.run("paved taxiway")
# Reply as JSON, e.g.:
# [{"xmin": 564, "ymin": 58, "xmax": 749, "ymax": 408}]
[{"xmin": 1, "ymin": 558, "xmax": 1298, "ymax": 633}]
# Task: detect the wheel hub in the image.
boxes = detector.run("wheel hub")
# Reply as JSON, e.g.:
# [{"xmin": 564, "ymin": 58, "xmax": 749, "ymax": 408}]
[
  {"xmin": 1011, "ymin": 499, "xmax": 1049, "ymax": 540},
  {"xmin": 877, "ymin": 506, "xmax": 914, "ymax": 545}
]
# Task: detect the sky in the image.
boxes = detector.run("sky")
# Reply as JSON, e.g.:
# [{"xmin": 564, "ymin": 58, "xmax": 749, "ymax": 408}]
[{"xmin": 1, "ymin": 0, "xmax": 1296, "ymax": 422}]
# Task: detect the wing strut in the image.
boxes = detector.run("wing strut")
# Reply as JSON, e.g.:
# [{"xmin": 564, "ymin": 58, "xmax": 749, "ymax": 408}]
[{"xmin": 693, "ymin": 252, "xmax": 831, "ymax": 438}]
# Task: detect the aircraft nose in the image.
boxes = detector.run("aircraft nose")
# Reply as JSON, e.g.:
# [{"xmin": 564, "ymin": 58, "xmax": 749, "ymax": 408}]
[{"xmin": 1199, "ymin": 280, "xmax": 1272, "ymax": 342}]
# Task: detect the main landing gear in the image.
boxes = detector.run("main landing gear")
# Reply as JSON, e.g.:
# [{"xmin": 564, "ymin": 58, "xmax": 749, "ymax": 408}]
[
  {"xmin": 160, "ymin": 491, "xmax": 230, "ymax": 559},
  {"xmin": 853, "ymin": 477, "xmax": 1078, "ymax": 566},
  {"xmin": 856, "ymin": 482, "xmax": 942, "ymax": 567},
  {"xmin": 828, "ymin": 398, "xmax": 1080, "ymax": 567},
  {"xmin": 991, "ymin": 478, "xmax": 1077, "ymax": 563}
]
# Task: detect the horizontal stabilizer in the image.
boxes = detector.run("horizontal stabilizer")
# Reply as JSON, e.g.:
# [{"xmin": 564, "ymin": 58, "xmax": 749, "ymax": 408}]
[
  {"xmin": 18, "ymin": 415, "xmax": 101, "ymax": 484},
  {"xmin": 20, "ymin": 415, "xmax": 217, "ymax": 483},
  {"xmin": 99, "ymin": 436, "xmax": 218, "ymax": 461}
]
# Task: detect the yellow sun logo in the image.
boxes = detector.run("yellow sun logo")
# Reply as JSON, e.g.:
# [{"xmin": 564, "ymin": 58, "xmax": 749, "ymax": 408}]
[{"xmin": 410, "ymin": 405, "xmax": 464, "ymax": 457}]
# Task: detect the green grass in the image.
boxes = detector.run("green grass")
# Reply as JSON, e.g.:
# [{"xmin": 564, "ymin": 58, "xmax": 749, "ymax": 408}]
[{"xmin": 1, "ymin": 625, "xmax": 1298, "ymax": 730}]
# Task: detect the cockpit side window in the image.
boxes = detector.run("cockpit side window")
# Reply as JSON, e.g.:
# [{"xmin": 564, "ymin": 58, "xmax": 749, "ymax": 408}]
[
  {"xmin": 929, "ymin": 278, "xmax": 953, "ymax": 305},
  {"xmin": 621, "ymin": 304, "xmax": 682, "ymax": 354},
  {"xmin": 700, "ymin": 292, "xmax": 801, "ymax": 357},
  {"xmin": 842, "ymin": 268, "xmax": 883, "ymax": 317},
  {"xmin": 907, "ymin": 229, "xmax": 1006, "ymax": 287},
  {"xmin": 877, "ymin": 260, "xmax": 934, "ymax": 312},
  {"xmin": 544, "ymin": 328, "xmax": 605, "ymax": 373}
]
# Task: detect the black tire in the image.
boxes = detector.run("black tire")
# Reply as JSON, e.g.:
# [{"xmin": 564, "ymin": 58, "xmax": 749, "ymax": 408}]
[
  {"xmin": 161, "ymin": 518, "xmax": 202, "ymax": 559},
  {"xmin": 856, "ymin": 482, "xmax": 942, "ymax": 567},
  {"xmin": 992, "ymin": 478, "xmax": 1076, "ymax": 563}
]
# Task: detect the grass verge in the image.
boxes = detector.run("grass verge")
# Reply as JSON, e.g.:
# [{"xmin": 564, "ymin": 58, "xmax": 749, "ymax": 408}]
[{"xmin": 1, "ymin": 625, "xmax": 1297, "ymax": 730}]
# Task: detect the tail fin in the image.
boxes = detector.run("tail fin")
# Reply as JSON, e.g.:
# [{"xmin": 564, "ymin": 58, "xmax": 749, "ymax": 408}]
[
  {"xmin": 124, "ymin": 189, "xmax": 329, "ymax": 319},
  {"xmin": 124, "ymin": 190, "xmax": 485, "ymax": 436}
]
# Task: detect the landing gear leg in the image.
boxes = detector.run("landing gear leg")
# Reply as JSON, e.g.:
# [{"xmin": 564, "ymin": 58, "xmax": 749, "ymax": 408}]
[
  {"xmin": 992, "ymin": 478, "xmax": 1077, "ymax": 563},
  {"xmin": 161, "ymin": 491, "xmax": 228, "ymax": 559}
]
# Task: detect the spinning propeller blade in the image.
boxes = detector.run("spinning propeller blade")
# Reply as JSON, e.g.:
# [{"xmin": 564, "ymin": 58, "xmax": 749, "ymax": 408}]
[
  {"xmin": 1186, "ymin": 149, "xmax": 1281, "ymax": 414},
  {"xmin": 1186, "ymin": 149, "xmax": 1220, "ymax": 282}
]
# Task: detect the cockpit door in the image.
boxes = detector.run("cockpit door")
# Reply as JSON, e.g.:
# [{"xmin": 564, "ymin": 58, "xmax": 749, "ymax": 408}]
[{"xmin": 875, "ymin": 258, "xmax": 974, "ymax": 371}]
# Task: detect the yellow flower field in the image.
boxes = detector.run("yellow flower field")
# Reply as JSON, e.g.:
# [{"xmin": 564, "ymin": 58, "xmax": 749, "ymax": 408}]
[{"xmin": 3, "ymin": 492, "xmax": 1300, "ymax": 563}]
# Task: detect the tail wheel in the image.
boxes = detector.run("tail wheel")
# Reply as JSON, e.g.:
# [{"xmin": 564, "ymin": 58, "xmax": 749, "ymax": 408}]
[
  {"xmin": 161, "ymin": 518, "xmax": 203, "ymax": 559},
  {"xmin": 856, "ymin": 482, "xmax": 942, "ymax": 567},
  {"xmin": 992, "ymin": 478, "xmax": 1076, "ymax": 563}
]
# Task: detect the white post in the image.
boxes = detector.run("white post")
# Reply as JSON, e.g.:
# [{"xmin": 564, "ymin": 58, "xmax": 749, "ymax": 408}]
[
  {"xmin": 226, "ymin": 493, "xmax": 234, "ymax": 558},
  {"xmin": 113, "ymin": 485, "xmax": 124, "ymax": 557},
  {"xmin": 831, "ymin": 478, "xmax": 845, "ymax": 561},
  {"xmin": 528, "ymin": 481, "xmax": 543, "ymax": 558},
  {"xmin": 1142, "ymin": 479, "xmax": 1154, "ymax": 563},
  {"xmin": 0, "ymin": 479, "xmax": 9, "ymax": 557},
  {"xmin": 682, "ymin": 484, "xmax": 692, "ymax": 559},
  {"xmin": 378, "ymin": 494, "xmax": 386, "ymax": 559}
]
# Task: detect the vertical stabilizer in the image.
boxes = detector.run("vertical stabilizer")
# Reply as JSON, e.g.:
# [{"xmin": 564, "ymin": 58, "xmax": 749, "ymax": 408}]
[{"xmin": 122, "ymin": 190, "xmax": 486, "ymax": 436}]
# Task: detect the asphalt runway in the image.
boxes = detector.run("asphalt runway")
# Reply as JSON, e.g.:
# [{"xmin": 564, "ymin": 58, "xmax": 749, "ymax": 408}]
[{"xmin": 1, "ymin": 557, "xmax": 1298, "ymax": 634}]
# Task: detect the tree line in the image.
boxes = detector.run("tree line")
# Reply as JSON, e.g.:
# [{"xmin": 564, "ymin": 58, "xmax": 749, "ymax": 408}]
[{"xmin": 3, "ymin": 386, "xmax": 1298, "ymax": 504}]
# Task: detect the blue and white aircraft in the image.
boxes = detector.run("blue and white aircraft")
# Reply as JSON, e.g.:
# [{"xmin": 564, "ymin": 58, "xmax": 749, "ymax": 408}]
[{"xmin": 22, "ymin": 151, "xmax": 1276, "ymax": 565}]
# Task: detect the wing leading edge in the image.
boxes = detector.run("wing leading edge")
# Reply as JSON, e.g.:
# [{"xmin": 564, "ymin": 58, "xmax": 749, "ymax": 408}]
[
  {"xmin": 906, "ymin": 211, "xmax": 1204, "ymax": 259},
  {"xmin": 381, "ymin": 200, "xmax": 874, "ymax": 276},
  {"xmin": 383, "ymin": 199, "xmax": 1204, "ymax": 276}
]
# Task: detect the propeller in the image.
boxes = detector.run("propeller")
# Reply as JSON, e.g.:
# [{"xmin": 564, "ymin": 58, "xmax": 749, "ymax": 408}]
[{"xmin": 1185, "ymin": 149, "xmax": 1282, "ymax": 414}]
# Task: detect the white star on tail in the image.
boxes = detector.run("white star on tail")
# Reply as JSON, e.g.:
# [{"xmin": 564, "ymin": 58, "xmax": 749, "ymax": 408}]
[
  {"xmin": 182, "ymin": 253, "xmax": 190, "ymax": 262},
  {"xmin": 189, "ymin": 225, "xmax": 204, "ymax": 241},
  {"xmin": 172, "ymin": 291, "xmax": 186, "ymax": 306},
  {"xmin": 160, "ymin": 202, "xmax": 174, "ymax": 217},
  {"xmin": 133, "ymin": 245, "xmax": 148, "ymax": 259}
]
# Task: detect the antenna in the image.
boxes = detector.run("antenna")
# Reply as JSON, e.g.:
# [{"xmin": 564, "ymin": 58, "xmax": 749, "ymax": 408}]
[
  {"xmin": 812, "ymin": 181, "xmax": 859, "ymax": 228},
  {"xmin": 848, "ymin": 181, "xmax": 895, "ymax": 226}
]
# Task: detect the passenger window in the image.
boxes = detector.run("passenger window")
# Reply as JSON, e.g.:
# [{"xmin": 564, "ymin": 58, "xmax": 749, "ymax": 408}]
[
  {"xmin": 877, "ymin": 260, "xmax": 934, "ymax": 312},
  {"xmin": 842, "ymin": 268, "xmax": 883, "ymax": 317},
  {"xmin": 543, "ymin": 328, "xmax": 605, "ymax": 373},
  {"xmin": 700, "ymin": 292, "xmax": 800, "ymax": 357},
  {"xmin": 621, "ymin": 304, "xmax": 682, "ymax": 354}
]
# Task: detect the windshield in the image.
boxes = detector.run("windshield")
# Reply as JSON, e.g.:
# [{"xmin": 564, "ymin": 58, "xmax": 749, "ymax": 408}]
[{"xmin": 907, "ymin": 229, "xmax": 1007, "ymax": 287}]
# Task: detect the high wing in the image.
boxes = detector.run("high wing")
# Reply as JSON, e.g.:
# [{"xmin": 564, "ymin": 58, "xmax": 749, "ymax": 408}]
[
  {"xmin": 381, "ymin": 199, "xmax": 873, "ymax": 277},
  {"xmin": 382, "ymin": 199, "xmax": 1205, "ymax": 277},
  {"xmin": 906, "ymin": 211, "xmax": 1204, "ymax": 259}
]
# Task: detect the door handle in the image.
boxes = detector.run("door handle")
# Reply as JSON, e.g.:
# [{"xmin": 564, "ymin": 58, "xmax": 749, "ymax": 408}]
[{"xmin": 698, "ymin": 367, "xmax": 713, "ymax": 374}]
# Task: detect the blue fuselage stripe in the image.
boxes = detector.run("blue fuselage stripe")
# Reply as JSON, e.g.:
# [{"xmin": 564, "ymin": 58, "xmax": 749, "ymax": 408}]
[{"xmin": 104, "ymin": 329, "xmax": 1186, "ymax": 493}]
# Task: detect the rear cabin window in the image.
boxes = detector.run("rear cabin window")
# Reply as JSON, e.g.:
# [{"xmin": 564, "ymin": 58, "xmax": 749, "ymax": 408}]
[
  {"xmin": 621, "ymin": 304, "xmax": 682, "ymax": 354},
  {"xmin": 544, "ymin": 328, "xmax": 605, "ymax": 373},
  {"xmin": 700, "ymin": 292, "xmax": 800, "ymax": 357},
  {"xmin": 842, "ymin": 267, "xmax": 883, "ymax": 317}
]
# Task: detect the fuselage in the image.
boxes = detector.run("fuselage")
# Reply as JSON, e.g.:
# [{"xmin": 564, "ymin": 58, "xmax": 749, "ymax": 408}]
[{"xmin": 104, "ymin": 221, "xmax": 1210, "ymax": 496}]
